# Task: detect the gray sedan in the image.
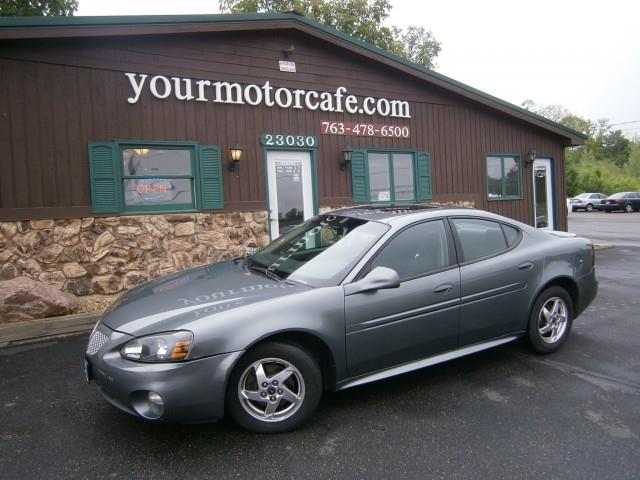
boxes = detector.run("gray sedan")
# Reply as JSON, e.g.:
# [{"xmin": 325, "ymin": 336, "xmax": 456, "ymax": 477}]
[{"xmin": 85, "ymin": 205, "xmax": 598, "ymax": 432}]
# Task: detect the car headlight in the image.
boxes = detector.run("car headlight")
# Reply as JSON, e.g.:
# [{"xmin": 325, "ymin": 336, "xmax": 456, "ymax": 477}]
[{"xmin": 120, "ymin": 331, "xmax": 193, "ymax": 362}]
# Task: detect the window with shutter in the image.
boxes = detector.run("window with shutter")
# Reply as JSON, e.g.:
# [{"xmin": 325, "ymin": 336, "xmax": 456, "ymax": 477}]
[
  {"xmin": 88, "ymin": 141, "xmax": 224, "ymax": 214},
  {"xmin": 350, "ymin": 150, "xmax": 432, "ymax": 203}
]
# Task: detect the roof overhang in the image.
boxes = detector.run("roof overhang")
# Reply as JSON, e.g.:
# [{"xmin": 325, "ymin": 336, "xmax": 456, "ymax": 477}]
[{"xmin": 0, "ymin": 13, "xmax": 587, "ymax": 146}]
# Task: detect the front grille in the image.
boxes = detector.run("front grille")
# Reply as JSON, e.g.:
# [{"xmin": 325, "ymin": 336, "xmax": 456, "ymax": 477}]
[{"xmin": 86, "ymin": 329, "xmax": 109, "ymax": 355}]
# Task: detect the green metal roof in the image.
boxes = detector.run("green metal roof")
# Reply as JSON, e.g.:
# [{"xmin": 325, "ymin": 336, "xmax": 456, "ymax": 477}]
[{"xmin": 0, "ymin": 12, "xmax": 587, "ymax": 142}]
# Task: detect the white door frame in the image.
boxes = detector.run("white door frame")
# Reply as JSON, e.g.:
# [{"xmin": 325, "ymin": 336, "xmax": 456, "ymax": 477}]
[
  {"xmin": 266, "ymin": 150, "xmax": 314, "ymax": 239},
  {"xmin": 532, "ymin": 158, "xmax": 554, "ymax": 230}
]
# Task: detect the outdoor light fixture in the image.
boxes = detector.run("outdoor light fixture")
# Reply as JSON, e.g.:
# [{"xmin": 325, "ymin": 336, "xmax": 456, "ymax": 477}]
[
  {"xmin": 526, "ymin": 149, "xmax": 537, "ymax": 166},
  {"xmin": 282, "ymin": 45, "xmax": 295, "ymax": 58},
  {"xmin": 340, "ymin": 145, "xmax": 353, "ymax": 171},
  {"xmin": 228, "ymin": 143, "xmax": 243, "ymax": 176},
  {"xmin": 133, "ymin": 148, "xmax": 149, "ymax": 156}
]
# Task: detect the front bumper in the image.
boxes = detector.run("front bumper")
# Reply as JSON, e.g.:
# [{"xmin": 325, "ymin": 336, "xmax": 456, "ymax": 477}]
[{"xmin": 85, "ymin": 325, "xmax": 243, "ymax": 423}]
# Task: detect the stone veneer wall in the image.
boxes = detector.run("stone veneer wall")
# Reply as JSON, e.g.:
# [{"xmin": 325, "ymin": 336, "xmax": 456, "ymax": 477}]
[{"xmin": 0, "ymin": 212, "xmax": 270, "ymax": 312}]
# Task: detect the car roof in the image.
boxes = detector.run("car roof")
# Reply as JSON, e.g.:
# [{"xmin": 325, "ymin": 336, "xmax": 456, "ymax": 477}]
[
  {"xmin": 329, "ymin": 204, "xmax": 443, "ymax": 222},
  {"xmin": 329, "ymin": 203, "xmax": 515, "ymax": 224}
]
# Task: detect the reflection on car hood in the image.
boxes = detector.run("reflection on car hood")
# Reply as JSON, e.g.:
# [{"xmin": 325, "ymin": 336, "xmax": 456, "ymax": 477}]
[{"xmin": 101, "ymin": 259, "xmax": 309, "ymax": 335}]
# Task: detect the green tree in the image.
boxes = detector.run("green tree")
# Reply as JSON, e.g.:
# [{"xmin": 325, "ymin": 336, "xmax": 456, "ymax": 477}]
[
  {"xmin": 0, "ymin": 0, "xmax": 78, "ymax": 16},
  {"xmin": 218, "ymin": 0, "xmax": 441, "ymax": 69},
  {"xmin": 625, "ymin": 142, "xmax": 640, "ymax": 177},
  {"xmin": 522, "ymin": 100, "xmax": 640, "ymax": 195},
  {"xmin": 602, "ymin": 130, "xmax": 631, "ymax": 168}
]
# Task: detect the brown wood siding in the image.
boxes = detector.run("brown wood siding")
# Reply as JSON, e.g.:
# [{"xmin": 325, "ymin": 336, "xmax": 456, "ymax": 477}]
[{"xmin": 0, "ymin": 30, "xmax": 568, "ymax": 230}]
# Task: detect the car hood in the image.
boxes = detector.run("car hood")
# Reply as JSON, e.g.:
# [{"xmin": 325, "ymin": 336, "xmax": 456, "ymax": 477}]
[{"xmin": 100, "ymin": 259, "xmax": 310, "ymax": 335}]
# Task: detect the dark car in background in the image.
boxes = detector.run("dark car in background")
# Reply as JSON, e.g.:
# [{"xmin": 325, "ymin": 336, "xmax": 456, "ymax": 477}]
[
  {"xmin": 85, "ymin": 205, "xmax": 598, "ymax": 433},
  {"xmin": 569, "ymin": 192, "xmax": 608, "ymax": 212},
  {"xmin": 601, "ymin": 192, "xmax": 640, "ymax": 212}
]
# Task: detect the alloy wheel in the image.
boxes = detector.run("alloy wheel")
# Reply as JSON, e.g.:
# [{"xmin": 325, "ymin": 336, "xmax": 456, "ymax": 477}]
[
  {"xmin": 537, "ymin": 297, "xmax": 568, "ymax": 344},
  {"xmin": 237, "ymin": 357, "xmax": 305, "ymax": 422}
]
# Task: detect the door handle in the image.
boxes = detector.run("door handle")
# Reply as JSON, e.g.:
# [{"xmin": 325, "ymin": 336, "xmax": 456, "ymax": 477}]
[
  {"xmin": 518, "ymin": 261, "xmax": 534, "ymax": 270},
  {"xmin": 433, "ymin": 284, "xmax": 453, "ymax": 294}
]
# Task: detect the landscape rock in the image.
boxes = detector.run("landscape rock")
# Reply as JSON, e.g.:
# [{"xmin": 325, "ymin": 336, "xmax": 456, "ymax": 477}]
[{"xmin": 0, "ymin": 276, "xmax": 78, "ymax": 322}]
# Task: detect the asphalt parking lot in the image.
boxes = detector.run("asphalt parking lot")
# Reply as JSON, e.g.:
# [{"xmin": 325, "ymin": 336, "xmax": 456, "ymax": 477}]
[
  {"xmin": 568, "ymin": 209, "xmax": 640, "ymax": 248},
  {"xmin": 1, "ymin": 216, "xmax": 639, "ymax": 479}
]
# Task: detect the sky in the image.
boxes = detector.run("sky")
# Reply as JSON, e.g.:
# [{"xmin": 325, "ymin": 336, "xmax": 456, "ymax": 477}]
[{"xmin": 77, "ymin": 0, "xmax": 640, "ymax": 137}]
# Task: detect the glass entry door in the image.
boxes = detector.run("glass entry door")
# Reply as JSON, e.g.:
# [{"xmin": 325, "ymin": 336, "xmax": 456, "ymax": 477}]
[
  {"xmin": 266, "ymin": 151, "xmax": 314, "ymax": 239},
  {"xmin": 532, "ymin": 158, "xmax": 554, "ymax": 229}
]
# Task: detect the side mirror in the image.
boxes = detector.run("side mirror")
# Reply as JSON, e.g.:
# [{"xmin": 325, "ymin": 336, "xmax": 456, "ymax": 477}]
[{"xmin": 344, "ymin": 266, "xmax": 400, "ymax": 296}]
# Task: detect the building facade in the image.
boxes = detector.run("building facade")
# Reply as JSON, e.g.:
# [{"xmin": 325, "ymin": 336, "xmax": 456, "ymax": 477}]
[{"xmin": 0, "ymin": 13, "xmax": 585, "ymax": 308}]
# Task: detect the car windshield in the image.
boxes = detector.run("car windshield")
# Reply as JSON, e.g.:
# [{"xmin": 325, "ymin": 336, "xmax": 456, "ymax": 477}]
[
  {"xmin": 608, "ymin": 193, "xmax": 627, "ymax": 199},
  {"xmin": 247, "ymin": 215, "xmax": 388, "ymax": 287},
  {"xmin": 575, "ymin": 193, "xmax": 589, "ymax": 198}
]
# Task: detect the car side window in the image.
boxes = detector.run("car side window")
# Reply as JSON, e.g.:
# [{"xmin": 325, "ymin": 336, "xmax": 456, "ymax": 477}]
[
  {"xmin": 370, "ymin": 220, "xmax": 451, "ymax": 279},
  {"xmin": 502, "ymin": 224, "xmax": 521, "ymax": 246},
  {"xmin": 452, "ymin": 218, "xmax": 508, "ymax": 262}
]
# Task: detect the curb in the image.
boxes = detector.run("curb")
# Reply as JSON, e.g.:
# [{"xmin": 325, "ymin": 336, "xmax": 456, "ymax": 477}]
[
  {"xmin": 593, "ymin": 244, "xmax": 613, "ymax": 250},
  {"xmin": 0, "ymin": 311, "xmax": 102, "ymax": 347}
]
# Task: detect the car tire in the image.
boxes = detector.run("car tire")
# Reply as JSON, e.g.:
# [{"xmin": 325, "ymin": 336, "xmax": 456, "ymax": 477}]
[
  {"xmin": 586, "ymin": 203, "xmax": 593, "ymax": 212},
  {"xmin": 527, "ymin": 287, "xmax": 573, "ymax": 354},
  {"xmin": 624, "ymin": 203, "xmax": 633, "ymax": 213},
  {"xmin": 226, "ymin": 342, "xmax": 322, "ymax": 433}
]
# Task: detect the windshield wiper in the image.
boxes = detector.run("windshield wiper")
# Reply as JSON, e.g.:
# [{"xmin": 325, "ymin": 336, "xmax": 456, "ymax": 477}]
[{"xmin": 245, "ymin": 261, "xmax": 283, "ymax": 282}]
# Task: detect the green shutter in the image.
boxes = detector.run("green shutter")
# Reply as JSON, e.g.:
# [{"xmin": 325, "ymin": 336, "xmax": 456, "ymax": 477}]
[
  {"xmin": 198, "ymin": 145, "xmax": 224, "ymax": 210},
  {"xmin": 351, "ymin": 149, "xmax": 369, "ymax": 203},
  {"xmin": 416, "ymin": 151, "xmax": 432, "ymax": 201},
  {"xmin": 88, "ymin": 142, "xmax": 120, "ymax": 213}
]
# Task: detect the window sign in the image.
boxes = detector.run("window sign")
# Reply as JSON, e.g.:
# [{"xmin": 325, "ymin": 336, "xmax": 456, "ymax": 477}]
[{"xmin": 122, "ymin": 148, "xmax": 195, "ymax": 208}]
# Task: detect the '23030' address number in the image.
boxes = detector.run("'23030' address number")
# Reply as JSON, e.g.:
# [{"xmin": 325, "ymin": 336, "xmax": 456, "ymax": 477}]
[{"xmin": 261, "ymin": 134, "xmax": 318, "ymax": 147}]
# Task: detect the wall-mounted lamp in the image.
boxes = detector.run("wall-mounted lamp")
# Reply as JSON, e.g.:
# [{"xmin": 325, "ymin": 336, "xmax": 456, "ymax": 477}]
[
  {"xmin": 526, "ymin": 149, "xmax": 537, "ymax": 166},
  {"xmin": 340, "ymin": 145, "xmax": 353, "ymax": 171},
  {"xmin": 228, "ymin": 143, "xmax": 243, "ymax": 176},
  {"xmin": 133, "ymin": 148, "xmax": 149, "ymax": 156},
  {"xmin": 282, "ymin": 45, "xmax": 296, "ymax": 59}
]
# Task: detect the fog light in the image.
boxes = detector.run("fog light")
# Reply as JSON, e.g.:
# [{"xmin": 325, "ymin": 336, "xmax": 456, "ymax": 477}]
[
  {"xmin": 131, "ymin": 390, "xmax": 165, "ymax": 419},
  {"xmin": 148, "ymin": 391, "xmax": 163, "ymax": 406}
]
